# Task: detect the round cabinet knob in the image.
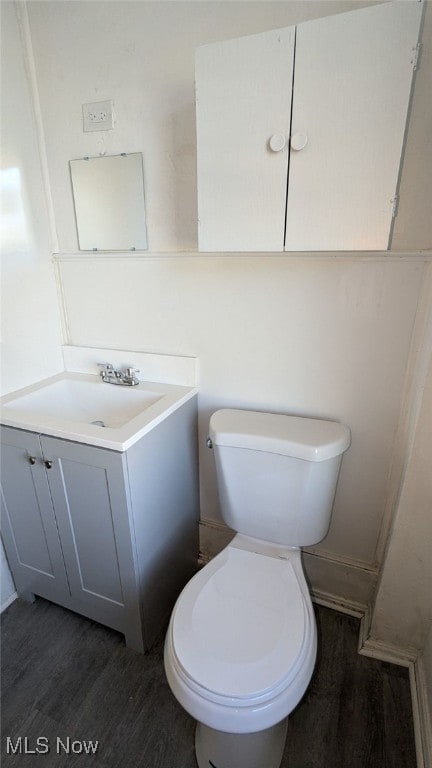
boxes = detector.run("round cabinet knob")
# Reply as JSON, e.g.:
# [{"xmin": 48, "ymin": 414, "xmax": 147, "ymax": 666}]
[
  {"xmin": 44, "ymin": 460, "xmax": 53, "ymax": 469},
  {"xmin": 290, "ymin": 132, "xmax": 308, "ymax": 151},
  {"xmin": 269, "ymin": 134, "xmax": 287, "ymax": 153},
  {"xmin": 28, "ymin": 456, "xmax": 36, "ymax": 465}
]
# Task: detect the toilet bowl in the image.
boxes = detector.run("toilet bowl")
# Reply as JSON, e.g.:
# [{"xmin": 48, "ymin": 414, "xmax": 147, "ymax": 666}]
[
  {"xmin": 164, "ymin": 409, "xmax": 350, "ymax": 768},
  {"xmin": 165, "ymin": 536, "xmax": 316, "ymax": 728},
  {"xmin": 164, "ymin": 537, "xmax": 316, "ymax": 768}
]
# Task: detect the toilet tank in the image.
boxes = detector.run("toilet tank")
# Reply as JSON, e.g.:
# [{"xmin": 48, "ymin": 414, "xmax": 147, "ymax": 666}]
[{"xmin": 209, "ymin": 409, "xmax": 351, "ymax": 547}]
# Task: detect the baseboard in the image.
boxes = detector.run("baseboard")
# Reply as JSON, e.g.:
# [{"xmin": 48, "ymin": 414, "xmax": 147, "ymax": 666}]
[
  {"xmin": 302, "ymin": 549, "xmax": 376, "ymax": 613},
  {"xmin": 358, "ymin": 610, "xmax": 432, "ymax": 768},
  {"xmin": 1, "ymin": 591, "xmax": 17, "ymax": 614},
  {"xmin": 358, "ymin": 608, "xmax": 418, "ymax": 666},
  {"xmin": 199, "ymin": 518, "xmax": 235, "ymax": 560},
  {"xmin": 199, "ymin": 518, "xmax": 377, "ymax": 611},
  {"xmin": 199, "ymin": 544, "xmax": 365, "ymax": 618},
  {"xmin": 311, "ymin": 589, "xmax": 367, "ymax": 618}
]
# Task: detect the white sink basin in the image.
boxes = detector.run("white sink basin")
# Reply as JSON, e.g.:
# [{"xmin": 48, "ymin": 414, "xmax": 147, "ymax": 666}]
[
  {"xmin": 0, "ymin": 373, "xmax": 197, "ymax": 451},
  {"xmin": 3, "ymin": 377, "xmax": 163, "ymax": 428}
]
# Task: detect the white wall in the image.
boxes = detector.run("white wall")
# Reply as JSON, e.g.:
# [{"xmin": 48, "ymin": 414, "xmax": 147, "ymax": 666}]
[
  {"xmin": 366, "ymin": 274, "xmax": 432, "ymax": 764},
  {"xmin": 370, "ymin": 269, "xmax": 432, "ymax": 651},
  {"xmin": 4, "ymin": 0, "xmax": 432, "ymax": 610},
  {"xmin": 0, "ymin": 2, "xmax": 64, "ymax": 606},
  {"xmin": 58, "ymin": 254, "xmax": 424, "ymax": 570},
  {"xmin": 0, "ymin": 2, "xmax": 63, "ymax": 395},
  {"xmin": 27, "ymin": 0, "xmax": 432, "ymax": 254},
  {"xmin": 24, "ymin": 0, "xmax": 432, "ymax": 608}
]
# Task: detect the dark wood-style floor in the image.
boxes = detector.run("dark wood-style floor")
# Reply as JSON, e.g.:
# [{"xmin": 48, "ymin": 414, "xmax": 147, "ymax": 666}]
[{"xmin": 1, "ymin": 597, "xmax": 416, "ymax": 767}]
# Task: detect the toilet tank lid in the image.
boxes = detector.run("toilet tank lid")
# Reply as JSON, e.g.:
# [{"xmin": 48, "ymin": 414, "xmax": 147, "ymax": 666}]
[{"xmin": 209, "ymin": 409, "xmax": 351, "ymax": 462}]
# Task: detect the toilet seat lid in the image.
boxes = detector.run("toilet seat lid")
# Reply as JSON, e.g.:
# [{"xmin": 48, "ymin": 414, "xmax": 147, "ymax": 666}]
[{"xmin": 171, "ymin": 546, "xmax": 307, "ymax": 701}]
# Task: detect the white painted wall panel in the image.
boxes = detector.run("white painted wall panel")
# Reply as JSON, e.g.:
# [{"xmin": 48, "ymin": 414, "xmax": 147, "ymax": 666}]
[
  {"xmin": 58, "ymin": 255, "xmax": 425, "ymax": 567},
  {"xmin": 0, "ymin": 3, "xmax": 63, "ymax": 395},
  {"xmin": 370, "ymin": 283, "xmax": 432, "ymax": 650},
  {"xmin": 8, "ymin": 0, "xmax": 431, "ymax": 607},
  {"xmin": 0, "ymin": 3, "xmax": 63, "ymax": 606}
]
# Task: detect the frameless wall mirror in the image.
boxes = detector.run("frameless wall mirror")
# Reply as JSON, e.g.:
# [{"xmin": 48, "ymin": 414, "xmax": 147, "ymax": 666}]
[{"xmin": 70, "ymin": 152, "xmax": 148, "ymax": 251}]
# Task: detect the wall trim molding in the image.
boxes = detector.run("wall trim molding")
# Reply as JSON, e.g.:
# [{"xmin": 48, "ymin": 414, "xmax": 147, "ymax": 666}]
[
  {"xmin": 199, "ymin": 518, "xmax": 377, "ymax": 611},
  {"xmin": 53, "ymin": 250, "xmax": 432, "ymax": 262},
  {"xmin": 358, "ymin": 609, "xmax": 432, "ymax": 768},
  {"xmin": 1, "ymin": 591, "xmax": 18, "ymax": 614},
  {"xmin": 358, "ymin": 607, "xmax": 418, "ymax": 665},
  {"xmin": 200, "ymin": 546, "xmax": 368, "ymax": 619},
  {"xmin": 304, "ymin": 544, "xmax": 377, "ymax": 574},
  {"xmin": 310, "ymin": 590, "xmax": 367, "ymax": 619}
]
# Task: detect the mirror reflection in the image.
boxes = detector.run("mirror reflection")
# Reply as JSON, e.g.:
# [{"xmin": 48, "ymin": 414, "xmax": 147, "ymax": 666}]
[{"xmin": 70, "ymin": 152, "xmax": 147, "ymax": 251}]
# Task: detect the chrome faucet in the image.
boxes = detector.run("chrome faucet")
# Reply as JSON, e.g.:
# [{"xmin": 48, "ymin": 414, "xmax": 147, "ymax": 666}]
[{"xmin": 97, "ymin": 363, "xmax": 140, "ymax": 386}]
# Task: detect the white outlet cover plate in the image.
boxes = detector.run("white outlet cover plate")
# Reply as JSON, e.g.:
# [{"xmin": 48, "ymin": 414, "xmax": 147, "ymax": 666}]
[{"xmin": 82, "ymin": 100, "xmax": 114, "ymax": 132}]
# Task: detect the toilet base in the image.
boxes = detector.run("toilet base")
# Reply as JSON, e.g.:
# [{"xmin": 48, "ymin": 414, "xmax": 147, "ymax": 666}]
[{"xmin": 195, "ymin": 718, "xmax": 288, "ymax": 768}]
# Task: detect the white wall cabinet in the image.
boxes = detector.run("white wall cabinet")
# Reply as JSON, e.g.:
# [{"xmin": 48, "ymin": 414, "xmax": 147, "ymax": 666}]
[
  {"xmin": 196, "ymin": 1, "xmax": 423, "ymax": 252},
  {"xmin": 0, "ymin": 398, "xmax": 199, "ymax": 652}
]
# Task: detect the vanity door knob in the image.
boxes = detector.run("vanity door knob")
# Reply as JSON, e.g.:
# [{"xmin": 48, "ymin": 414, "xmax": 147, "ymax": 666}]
[
  {"xmin": 269, "ymin": 134, "xmax": 287, "ymax": 152},
  {"xmin": 290, "ymin": 132, "xmax": 308, "ymax": 151},
  {"xmin": 44, "ymin": 460, "xmax": 53, "ymax": 469},
  {"xmin": 28, "ymin": 456, "xmax": 36, "ymax": 465}
]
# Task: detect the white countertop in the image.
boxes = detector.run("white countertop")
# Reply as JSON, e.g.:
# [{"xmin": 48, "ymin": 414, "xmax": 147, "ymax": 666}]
[{"xmin": 0, "ymin": 372, "xmax": 197, "ymax": 452}]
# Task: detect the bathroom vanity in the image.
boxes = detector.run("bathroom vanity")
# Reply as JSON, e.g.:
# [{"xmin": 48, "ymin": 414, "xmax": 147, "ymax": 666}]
[{"xmin": 0, "ymin": 369, "xmax": 199, "ymax": 653}]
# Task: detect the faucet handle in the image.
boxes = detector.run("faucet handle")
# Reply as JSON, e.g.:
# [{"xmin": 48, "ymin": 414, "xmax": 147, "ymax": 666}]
[
  {"xmin": 97, "ymin": 362, "xmax": 114, "ymax": 377},
  {"xmin": 124, "ymin": 366, "xmax": 140, "ymax": 378},
  {"xmin": 123, "ymin": 367, "xmax": 140, "ymax": 385}
]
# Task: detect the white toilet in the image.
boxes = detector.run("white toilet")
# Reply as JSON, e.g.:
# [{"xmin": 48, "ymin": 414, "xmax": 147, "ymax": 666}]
[{"xmin": 164, "ymin": 408, "xmax": 350, "ymax": 768}]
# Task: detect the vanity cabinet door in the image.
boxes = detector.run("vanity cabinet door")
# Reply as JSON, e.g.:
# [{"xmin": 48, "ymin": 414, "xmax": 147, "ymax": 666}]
[
  {"xmin": 0, "ymin": 427, "xmax": 70, "ymax": 602},
  {"xmin": 39, "ymin": 436, "xmax": 142, "ymax": 650}
]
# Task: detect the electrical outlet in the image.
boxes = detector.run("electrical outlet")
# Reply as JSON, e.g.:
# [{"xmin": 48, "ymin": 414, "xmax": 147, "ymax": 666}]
[{"xmin": 82, "ymin": 100, "xmax": 114, "ymax": 132}]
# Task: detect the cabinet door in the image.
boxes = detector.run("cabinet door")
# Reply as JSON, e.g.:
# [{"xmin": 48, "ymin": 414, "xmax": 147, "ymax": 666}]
[
  {"xmin": 285, "ymin": 1, "xmax": 422, "ymax": 251},
  {"xmin": 196, "ymin": 26, "xmax": 295, "ymax": 252},
  {"xmin": 0, "ymin": 428, "xmax": 70, "ymax": 601},
  {"xmin": 40, "ymin": 436, "xmax": 140, "ymax": 639}
]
